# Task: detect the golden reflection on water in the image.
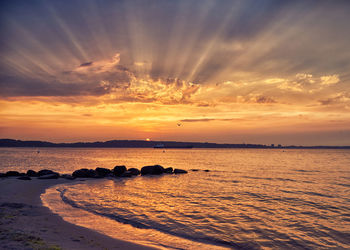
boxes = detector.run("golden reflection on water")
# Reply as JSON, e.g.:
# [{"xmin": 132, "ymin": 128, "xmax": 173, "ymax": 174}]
[
  {"xmin": 6, "ymin": 148, "xmax": 350, "ymax": 248},
  {"xmin": 42, "ymin": 180, "xmax": 229, "ymax": 250}
]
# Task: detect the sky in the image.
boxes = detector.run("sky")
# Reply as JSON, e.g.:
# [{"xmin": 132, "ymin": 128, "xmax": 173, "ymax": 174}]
[{"xmin": 0, "ymin": 0, "xmax": 350, "ymax": 146}]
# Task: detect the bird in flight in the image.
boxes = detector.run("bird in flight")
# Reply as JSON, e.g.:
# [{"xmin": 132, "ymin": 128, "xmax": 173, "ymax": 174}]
[{"xmin": 177, "ymin": 123, "xmax": 182, "ymax": 127}]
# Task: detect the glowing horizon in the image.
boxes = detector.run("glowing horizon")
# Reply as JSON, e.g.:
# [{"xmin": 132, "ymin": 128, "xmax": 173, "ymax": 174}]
[{"xmin": 1, "ymin": 0, "xmax": 350, "ymax": 146}]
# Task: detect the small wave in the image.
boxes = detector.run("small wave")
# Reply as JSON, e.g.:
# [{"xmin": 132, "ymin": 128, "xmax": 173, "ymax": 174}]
[
  {"xmin": 272, "ymin": 196, "xmax": 344, "ymax": 213},
  {"xmin": 58, "ymin": 189, "xmax": 231, "ymax": 248},
  {"xmin": 299, "ymin": 210, "xmax": 330, "ymax": 220},
  {"xmin": 292, "ymin": 169, "xmax": 321, "ymax": 173},
  {"xmin": 302, "ymin": 191, "xmax": 334, "ymax": 198},
  {"xmin": 201, "ymin": 237, "xmax": 259, "ymax": 249},
  {"xmin": 241, "ymin": 176, "xmax": 274, "ymax": 180},
  {"xmin": 274, "ymin": 177, "xmax": 297, "ymax": 182},
  {"xmin": 336, "ymin": 183, "xmax": 350, "ymax": 187},
  {"xmin": 318, "ymin": 225, "xmax": 350, "ymax": 246},
  {"xmin": 60, "ymin": 190, "xmax": 151, "ymax": 229},
  {"xmin": 241, "ymin": 191, "xmax": 274, "ymax": 202},
  {"xmin": 281, "ymin": 189, "xmax": 297, "ymax": 194},
  {"xmin": 241, "ymin": 176, "xmax": 297, "ymax": 182}
]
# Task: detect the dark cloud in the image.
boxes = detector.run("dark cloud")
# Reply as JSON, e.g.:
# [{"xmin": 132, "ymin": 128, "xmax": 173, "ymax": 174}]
[
  {"xmin": 1, "ymin": 0, "xmax": 349, "ymax": 99},
  {"xmin": 181, "ymin": 118, "xmax": 240, "ymax": 123},
  {"xmin": 116, "ymin": 65, "xmax": 129, "ymax": 72},
  {"xmin": 181, "ymin": 118, "xmax": 215, "ymax": 122},
  {"xmin": 0, "ymin": 51, "xmax": 134, "ymax": 97},
  {"xmin": 0, "ymin": 74, "xmax": 116, "ymax": 97},
  {"xmin": 318, "ymin": 93, "xmax": 349, "ymax": 106},
  {"xmin": 80, "ymin": 62, "xmax": 93, "ymax": 67},
  {"xmin": 255, "ymin": 95, "xmax": 276, "ymax": 104}
]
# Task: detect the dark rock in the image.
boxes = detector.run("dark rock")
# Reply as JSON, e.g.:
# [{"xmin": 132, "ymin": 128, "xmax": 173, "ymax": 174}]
[
  {"xmin": 72, "ymin": 168, "xmax": 97, "ymax": 178},
  {"xmin": 204, "ymin": 169, "xmax": 210, "ymax": 172},
  {"xmin": 164, "ymin": 167, "xmax": 173, "ymax": 174},
  {"xmin": 190, "ymin": 169, "xmax": 199, "ymax": 172},
  {"xmin": 72, "ymin": 168, "xmax": 87, "ymax": 178},
  {"xmin": 95, "ymin": 167, "xmax": 112, "ymax": 177},
  {"xmin": 38, "ymin": 169, "xmax": 55, "ymax": 176},
  {"xmin": 174, "ymin": 169, "xmax": 188, "ymax": 174},
  {"xmin": 0, "ymin": 173, "xmax": 6, "ymax": 177},
  {"xmin": 113, "ymin": 165, "xmax": 127, "ymax": 176},
  {"xmin": 88, "ymin": 169, "xmax": 99, "ymax": 178},
  {"xmin": 38, "ymin": 172, "xmax": 59, "ymax": 179},
  {"xmin": 120, "ymin": 171, "xmax": 133, "ymax": 177},
  {"xmin": 26, "ymin": 170, "xmax": 38, "ymax": 177},
  {"xmin": 61, "ymin": 174, "xmax": 76, "ymax": 180},
  {"xmin": 128, "ymin": 168, "xmax": 140, "ymax": 175},
  {"xmin": 5, "ymin": 171, "xmax": 20, "ymax": 177},
  {"xmin": 19, "ymin": 172, "xmax": 26, "ymax": 176},
  {"xmin": 141, "ymin": 165, "xmax": 165, "ymax": 175},
  {"xmin": 141, "ymin": 165, "xmax": 153, "ymax": 175},
  {"xmin": 106, "ymin": 173, "xmax": 115, "ymax": 177}
]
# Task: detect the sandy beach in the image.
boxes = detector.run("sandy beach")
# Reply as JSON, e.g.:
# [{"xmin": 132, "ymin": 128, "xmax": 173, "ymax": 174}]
[{"xmin": 0, "ymin": 177, "xmax": 156, "ymax": 250}]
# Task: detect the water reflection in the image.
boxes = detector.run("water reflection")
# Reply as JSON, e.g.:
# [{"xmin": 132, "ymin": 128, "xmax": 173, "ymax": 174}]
[{"xmin": 3, "ymin": 148, "xmax": 350, "ymax": 248}]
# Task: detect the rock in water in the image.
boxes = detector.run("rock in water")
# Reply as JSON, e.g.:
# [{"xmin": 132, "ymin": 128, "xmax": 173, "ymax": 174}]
[
  {"xmin": 17, "ymin": 176, "xmax": 31, "ymax": 180},
  {"xmin": 72, "ymin": 169, "xmax": 88, "ymax": 178},
  {"xmin": 164, "ymin": 167, "xmax": 173, "ymax": 174},
  {"xmin": 5, "ymin": 171, "xmax": 20, "ymax": 177},
  {"xmin": 95, "ymin": 167, "xmax": 112, "ymax": 177},
  {"xmin": 26, "ymin": 170, "xmax": 38, "ymax": 177},
  {"xmin": 128, "ymin": 168, "xmax": 140, "ymax": 175},
  {"xmin": 88, "ymin": 169, "xmax": 99, "ymax": 178},
  {"xmin": 38, "ymin": 169, "xmax": 55, "ymax": 176},
  {"xmin": 174, "ymin": 169, "xmax": 188, "ymax": 174},
  {"xmin": 113, "ymin": 165, "xmax": 127, "ymax": 176},
  {"xmin": 121, "ymin": 171, "xmax": 133, "ymax": 177},
  {"xmin": 72, "ymin": 169, "xmax": 97, "ymax": 178},
  {"xmin": 141, "ymin": 166, "xmax": 153, "ymax": 175},
  {"xmin": 141, "ymin": 165, "xmax": 165, "ymax": 175}
]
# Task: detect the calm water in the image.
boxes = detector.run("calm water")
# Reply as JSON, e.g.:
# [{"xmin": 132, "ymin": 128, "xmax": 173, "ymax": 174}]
[{"xmin": 1, "ymin": 148, "xmax": 350, "ymax": 249}]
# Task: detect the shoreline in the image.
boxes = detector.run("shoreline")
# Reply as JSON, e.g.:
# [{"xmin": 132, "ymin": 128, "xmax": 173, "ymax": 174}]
[
  {"xmin": 42, "ymin": 179, "xmax": 229, "ymax": 250},
  {"xmin": 0, "ymin": 177, "xmax": 156, "ymax": 250}
]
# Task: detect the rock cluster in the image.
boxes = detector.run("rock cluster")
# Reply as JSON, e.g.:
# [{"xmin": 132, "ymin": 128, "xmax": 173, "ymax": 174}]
[{"xmin": 0, "ymin": 165, "xmax": 189, "ymax": 181}]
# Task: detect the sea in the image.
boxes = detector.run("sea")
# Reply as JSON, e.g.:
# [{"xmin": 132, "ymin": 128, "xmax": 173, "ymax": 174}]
[{"xmin": 1, "ymin": 147, "xmax": 350, "ymax": 249}]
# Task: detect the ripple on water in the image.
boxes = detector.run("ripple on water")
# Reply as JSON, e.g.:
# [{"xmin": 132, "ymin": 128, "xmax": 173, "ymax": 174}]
[{"xmin": 2, "ymin": 148, "xmax": 346, "ymax": 249}]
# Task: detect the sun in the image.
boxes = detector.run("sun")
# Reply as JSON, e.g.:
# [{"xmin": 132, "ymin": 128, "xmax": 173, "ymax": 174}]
[{"xmin": 146, "ymin": 138, "xmax": 151, "ymax": 141}]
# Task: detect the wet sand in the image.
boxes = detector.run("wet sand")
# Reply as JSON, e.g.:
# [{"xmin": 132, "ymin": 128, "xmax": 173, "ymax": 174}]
[{"xmin": 0, "ymin": 177, "xmax": 156, "ymax": 250}]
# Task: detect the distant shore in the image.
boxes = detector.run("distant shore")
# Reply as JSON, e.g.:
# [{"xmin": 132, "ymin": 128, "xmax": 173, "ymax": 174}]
[
  {"xmin": 0, "ymin": 178, "xmax": 156, "ymax": 250},
  {"xmin": 1, "ymin": 139, "xmax": 349, "ymax": 149}
]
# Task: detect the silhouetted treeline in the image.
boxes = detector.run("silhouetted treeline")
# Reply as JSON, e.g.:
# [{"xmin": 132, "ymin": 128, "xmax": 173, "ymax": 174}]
[{"xmin": 0, "ymin": 139, "xmax": 349, "ymax": 149}]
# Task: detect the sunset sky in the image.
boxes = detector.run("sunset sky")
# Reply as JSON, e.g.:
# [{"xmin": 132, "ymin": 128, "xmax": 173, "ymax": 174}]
[{"xmin": 1, "ymin": 0, "xmax": 350, "ymax": 145}]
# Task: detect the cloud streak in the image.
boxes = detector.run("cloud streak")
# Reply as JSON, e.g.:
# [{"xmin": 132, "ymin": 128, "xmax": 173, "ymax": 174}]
[{"xmin": 180, "ymin": 118, "xmax": 242, "ymax": 123}]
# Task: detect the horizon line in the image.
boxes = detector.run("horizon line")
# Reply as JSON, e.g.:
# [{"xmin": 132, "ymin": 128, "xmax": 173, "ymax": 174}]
[{"xmin": 1, "ymin": 138, "xmax": 349, "ymax": 149}]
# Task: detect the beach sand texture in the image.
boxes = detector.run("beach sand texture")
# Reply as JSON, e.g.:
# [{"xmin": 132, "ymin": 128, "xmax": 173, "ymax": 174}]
[{"xmin": 0, "ymin": 178, "xmax": 156, "ymax": 250}]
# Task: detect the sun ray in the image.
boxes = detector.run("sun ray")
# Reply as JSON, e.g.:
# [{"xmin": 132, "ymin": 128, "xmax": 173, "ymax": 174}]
[{"xmin": 185, "ymin": 2, "xmax": 241, "ymax": 83}]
